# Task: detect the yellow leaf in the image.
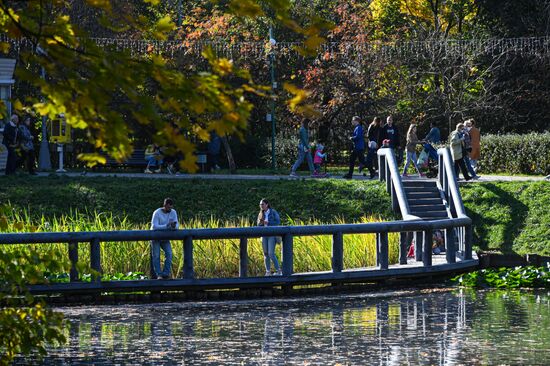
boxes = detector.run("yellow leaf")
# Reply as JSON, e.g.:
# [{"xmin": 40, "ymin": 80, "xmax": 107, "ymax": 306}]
[
  {"xmin": 153, "ymin": 16, "xmax": 175, "ymax": 40},
  {"xmin": 0, "ymin": 216, "xmax": 8, "ymax": 230},
  {"xmin": 0, "ymin": 42, "xmax": 10, "ymax": 53},
  {"xmin": 229, "ymin": 0, "xmax": 264, "ymax": 17},
  {"xmin": 12, "ymin": 99, "xmax": 23, "ymax": 112},
  {"xmin": 86, "ymin": 0, "xmax": 112, "ymax": 10},
  {"xmin": 144, "ymin": 0, "xmax": 160, "ymax": 4}
]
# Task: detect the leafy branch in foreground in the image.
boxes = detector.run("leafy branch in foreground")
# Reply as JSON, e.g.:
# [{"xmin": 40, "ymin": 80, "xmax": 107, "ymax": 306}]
[
  {"xmin": 0, "ymin": 248, "xmax": 67, "ymax": 365},
  {"xmin": 0, "ymin": 0, "xmax": 331, "ymax": 171}
]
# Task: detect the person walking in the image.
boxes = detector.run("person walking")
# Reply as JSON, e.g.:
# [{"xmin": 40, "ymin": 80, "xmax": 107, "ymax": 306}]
[
  {"xmin": 402, "ymin": 123, "xmax": 425, "ymax": 177},
  {"xmin": 18, "ymin": 116, "xmax": 37, "ymax": 175},
  {"xmin": 423, "ymin": 121, "xmax": 440, "ymax": 161},
  {"xmin": 257, "ymin": 199, "xmax": 282, "ymax": 276},
  {"xmin": 343, "ymin": 116, "xmax": 370, "ymax": 179},
  {"xmin": 460, "ymin": 121, "xmax": 480, "ymax": 179},
  {"xmin": 207, "ymin": 131, "xmax": 222, "ymax": 172},
  {"xmin": 150, "ymin": 198, "xmax": 179, "ymax": 279},
  {"xmin": 382, "ymin": 115, "xmax": 402, "ymax": 164},
  {"xmin": 2, "ymin": 114, "xmax": 19, "ymax": 175},
  {"xmin": 449, "ymin": 123, "xmax": 472, "ymax": 181},
  {"xmin": 290, "ymin": 118, "xmax": 314, "ymax": 177},
  {"xmin": 465, "ymin": 119, "xmax": 481, "ymax": 172},
  {"xmin": 365, "ymin": 116, "xmax": 382, "ymax": 175}
]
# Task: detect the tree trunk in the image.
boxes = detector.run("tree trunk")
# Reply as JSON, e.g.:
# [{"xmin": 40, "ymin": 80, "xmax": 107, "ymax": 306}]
[{"xmin": 221, "ymin": 135, "xmax": 236, "ymax": 174}]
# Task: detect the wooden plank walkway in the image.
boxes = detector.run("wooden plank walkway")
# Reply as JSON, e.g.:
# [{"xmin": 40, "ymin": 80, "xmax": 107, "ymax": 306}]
[{"xmin": 28, "ymin": 254, "xmax": 478, "ymax": 295}]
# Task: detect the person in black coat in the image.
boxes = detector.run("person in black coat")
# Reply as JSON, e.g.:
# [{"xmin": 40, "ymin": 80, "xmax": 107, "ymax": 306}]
[{"xmin": 2, "ymin": 114, "xmax": 19, "ymax": 175}]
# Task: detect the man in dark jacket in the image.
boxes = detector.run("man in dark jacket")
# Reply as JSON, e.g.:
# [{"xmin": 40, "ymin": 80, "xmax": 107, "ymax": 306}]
[
  {"xmin": 343, "ymin": 116, "xmax": 370, "ymax": 179},
  {"xmin": 382, "ymin": 115, "xmax": 402, "ymax": 165},
  {"xmin": 2, "ymin": 114, "xmax": 19, "ymax": 175}
]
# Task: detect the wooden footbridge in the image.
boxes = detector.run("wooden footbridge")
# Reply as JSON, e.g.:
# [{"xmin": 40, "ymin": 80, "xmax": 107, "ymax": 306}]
[{"xmin": 0, "ymin": 148, "xmax": 477, "ymax": 296}]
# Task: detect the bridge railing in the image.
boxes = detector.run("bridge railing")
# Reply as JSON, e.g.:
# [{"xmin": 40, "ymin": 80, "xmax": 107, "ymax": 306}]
[
  {"xmin": 437, "ymin": 147, "xmax": 473, "ymax": 260},
  {"xmin": 0, "ymin": 217, "xmax": 472, "ymax": 284},
  {"xmin": 378, "ymin": 147, "xmax": 473, "ymax": 264}
]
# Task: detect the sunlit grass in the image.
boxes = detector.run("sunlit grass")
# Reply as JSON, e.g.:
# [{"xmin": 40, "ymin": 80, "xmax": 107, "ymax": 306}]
[{"xmin": 1, "ymin": 207, "xmax": 399, "ymax": 279}]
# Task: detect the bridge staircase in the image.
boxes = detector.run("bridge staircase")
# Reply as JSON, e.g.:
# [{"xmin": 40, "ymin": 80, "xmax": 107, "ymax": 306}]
[{"xmin": 403, "ymin": 179, "xmax": 448, "ymax": 221}]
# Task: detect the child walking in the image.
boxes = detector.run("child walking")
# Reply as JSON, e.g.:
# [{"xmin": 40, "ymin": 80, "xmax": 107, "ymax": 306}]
[{"xmin": 313, "ymin": 143, "xmax": 328, "ymax": 177}]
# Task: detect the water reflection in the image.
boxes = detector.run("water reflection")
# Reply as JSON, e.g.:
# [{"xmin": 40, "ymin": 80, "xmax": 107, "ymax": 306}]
[{"xmin": 18, "ymin": 289, "xmax": 550, "ymax": 365}]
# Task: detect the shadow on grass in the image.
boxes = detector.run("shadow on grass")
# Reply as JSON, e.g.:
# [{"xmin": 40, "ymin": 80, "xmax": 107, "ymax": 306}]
[{"xmin": 466, "ymin": 183, "xmax": 529, "ymax": 254}]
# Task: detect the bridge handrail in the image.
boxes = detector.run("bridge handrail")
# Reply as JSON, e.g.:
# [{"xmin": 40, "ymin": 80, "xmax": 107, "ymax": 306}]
[
  {"xmin": 377, "ymin": 147, "xmax": 419, "ymax": 221},
  {"xmin": 437, "ymin": 147, "xmax": 469, "ymax": 219},
  {"xmin": 0, "ymin": 218, "xmax": 471, "ymax": 245}
]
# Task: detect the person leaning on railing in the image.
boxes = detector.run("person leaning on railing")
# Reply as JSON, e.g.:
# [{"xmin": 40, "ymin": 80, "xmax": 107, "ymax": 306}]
[
  {"xmin": 257, "ymin": 199, "xmax": 282, "ymax": 276},
  {"xmin": 150, "ymin": 198, "xmax": 179, "ymax": 279},
  {"xmin": 449, "ymin": 123, "xmax": 472, "ymax": 181}
]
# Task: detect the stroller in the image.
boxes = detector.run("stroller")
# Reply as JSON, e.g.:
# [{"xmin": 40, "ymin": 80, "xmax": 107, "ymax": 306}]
[{"xmin": 418, "ymin": 143, "xmax": 439, "ymax": 178}]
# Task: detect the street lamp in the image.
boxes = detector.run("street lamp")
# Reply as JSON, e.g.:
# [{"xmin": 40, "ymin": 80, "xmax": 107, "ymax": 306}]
[
  {"xmin": 36, "ymin": 45, "xmax": 52, "ymax": 171},
  {"xmin": 268, "ymin": 26, "xmax": 277, "ymax": 170}
]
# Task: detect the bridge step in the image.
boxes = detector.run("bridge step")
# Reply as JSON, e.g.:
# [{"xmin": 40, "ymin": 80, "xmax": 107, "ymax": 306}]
[
  {"xmin": 409, "ymin": 204, "xmax": 447, "ymax": 213},
  {"xmin": 407, "ymin": 191, "xmax": 440, "ymax": 199},
  {"xmin": 408, "ymin": 198, "xmax": 443, "ymax": 206},
  {"xmin": 411, "ymin": 210, "xmax": 449, "ymax": 218},
  {"xmin": 402, "ymin": 180, "xmax": 438, "ymax": 188}
]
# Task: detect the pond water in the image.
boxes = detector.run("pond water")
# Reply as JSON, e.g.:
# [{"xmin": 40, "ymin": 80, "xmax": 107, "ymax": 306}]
[{"xmin": 19, "ymin": 288, "xmax": 550, "ymax": 365}]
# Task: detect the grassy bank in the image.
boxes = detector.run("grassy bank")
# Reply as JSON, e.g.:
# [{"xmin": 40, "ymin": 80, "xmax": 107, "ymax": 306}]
[
  {"xmin": 1, "ymin": 176, "xmax": 549, "ymax": 264},
  {"xmin": 461, "ymin": 181, "xmax": 550, "ymax": 255},
  {"xmin": 0, "ymin": 175, "xmax": 393, "ymax": 224}
]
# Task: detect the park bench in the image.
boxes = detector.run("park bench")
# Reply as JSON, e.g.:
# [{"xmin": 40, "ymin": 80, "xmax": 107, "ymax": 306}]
[{"xmin": 99, "ymin": 149, "xmax": 147, "ymax": 168}]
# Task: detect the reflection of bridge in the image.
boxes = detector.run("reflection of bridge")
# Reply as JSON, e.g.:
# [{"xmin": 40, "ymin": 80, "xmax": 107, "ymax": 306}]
[
  {"xmin": 20, "ymin": 290, "xmax": 474, "ymax": 364},
  {"xmin": 0, "ymin": 148, "xmax": 477, "ymax": 296}
]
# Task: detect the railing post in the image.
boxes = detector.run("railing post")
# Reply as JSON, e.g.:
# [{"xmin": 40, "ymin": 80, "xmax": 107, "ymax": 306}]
[
  {"xmin": 423, "ymin": 229, "xmax": 433, "ymax": 267},
  {"xmin": 331, "ymin": 232, "xmax": 343, "ymax": 273},
  {"xmin": 90, "ymin": 238, "xmax": 101, "ymax": 282},
  {"xmin": 386, "ymin": 167, "xmax": 392, "ymax": 193},
  {"xmin": 445, "ymin": 227, "xmax": 456, "ymax": 263},
  {"xmin": 379, "ymin": 232, "xmax": 389, "ymax": 270},
  {"xmin": 183, "ymin": 236, "xmax": 194, "ymax": 279},
  {"xmin": 464, "ymin": 225, "xmax": 473, "ymax": 260},
  {"xmin": 282, "ymin": 233, "xmax": 293, "ymax": 276},
  {"xmin": 379, "ymin": 154, "xmax": 386, "ymax": 181},
  {"xmin": 415, "ymin": 232, "xmax": 423, "ymax": 261},
  {"xmin": 399, "ymin": 232, "xmax": 408, "ymax": 264},
  {"xmin": 68, "ymin": 241, "xmax": 79, "ymax": 282},
  {"xmin": 239, "ymin": 238, "xmax": 248, "ymax": 278},
  {"xmin": 376, "ymin": 233, "xmax": 381, "ymax": 266},
  {"xmin": 391, "ymin": 183, "xmax": 399, "ymax": 213}
]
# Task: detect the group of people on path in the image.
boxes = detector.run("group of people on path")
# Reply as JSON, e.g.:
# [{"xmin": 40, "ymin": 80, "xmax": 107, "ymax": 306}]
[
  {"xmin": 289, "ymin": 115, "xmax": 481, "ymax": 181},
  {"xmin": 1, "ymin": 114, "xmax": 37, "ymax": 175},
  {"xmin": 149, "ymin": 197, "xmax": 283, "ymax": 279}
]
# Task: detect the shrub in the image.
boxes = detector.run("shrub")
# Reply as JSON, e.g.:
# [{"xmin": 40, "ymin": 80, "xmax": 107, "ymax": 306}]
[{"xmin": 479, "ymin": 132, "xmax": 550, "ymax": 175}]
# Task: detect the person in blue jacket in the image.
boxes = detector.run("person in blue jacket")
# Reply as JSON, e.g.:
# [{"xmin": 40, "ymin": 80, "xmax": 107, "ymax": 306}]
[
  {"xmin": 343, "ymin": 116, "xmax": 367, "ymax": 179},
  {"xmin": 257, "ymin": 199, "xmax": 282, "ymax": 276}
]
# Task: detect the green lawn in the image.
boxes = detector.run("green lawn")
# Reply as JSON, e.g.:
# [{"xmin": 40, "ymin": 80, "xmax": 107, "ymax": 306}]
[{"xmin": 1, "ymin": 176, "xmax": 549, "ymax": 256}]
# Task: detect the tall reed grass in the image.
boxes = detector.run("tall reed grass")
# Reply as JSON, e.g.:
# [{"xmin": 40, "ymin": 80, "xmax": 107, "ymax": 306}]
[{"xmin": 1, "ymin": 207, "xmax": 399, "ymax": 278}]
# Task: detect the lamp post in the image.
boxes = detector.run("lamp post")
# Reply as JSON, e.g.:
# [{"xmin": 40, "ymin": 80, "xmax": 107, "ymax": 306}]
[
  {"xmin": 268, "ymin": 26, "xmax": 277, "ymax": 170},
  {"xmin": 37, "ymin": 46, "xmax": 51, "ymax": 171}
]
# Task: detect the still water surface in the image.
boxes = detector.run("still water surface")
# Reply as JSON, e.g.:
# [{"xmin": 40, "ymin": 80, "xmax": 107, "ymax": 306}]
[{"xmin": 21, "ymin": 289, "xmax": 550, "ymax": 365}]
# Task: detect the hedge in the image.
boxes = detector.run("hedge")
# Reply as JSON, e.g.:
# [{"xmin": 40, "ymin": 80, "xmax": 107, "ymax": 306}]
[{"xmin": 479, "ymin": 132, "xmax": 550, "ymax": 175}]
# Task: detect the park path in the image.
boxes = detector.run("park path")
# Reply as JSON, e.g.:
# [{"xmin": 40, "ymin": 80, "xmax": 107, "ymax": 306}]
[{"xmin": 31, "ymin": 171, "xmax": 547, "ymax": 182}]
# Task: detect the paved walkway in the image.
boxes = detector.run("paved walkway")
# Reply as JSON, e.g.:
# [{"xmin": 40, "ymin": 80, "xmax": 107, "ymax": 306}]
[{"xmin": 30, "ymin": 171, "xmax": 547, "ymax": 182}]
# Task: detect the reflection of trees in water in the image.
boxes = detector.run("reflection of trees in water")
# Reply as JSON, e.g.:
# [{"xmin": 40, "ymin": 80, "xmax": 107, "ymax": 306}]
[{"xmin": 25, "ymin": 290, "xmax": 550, "ymax": 365}]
